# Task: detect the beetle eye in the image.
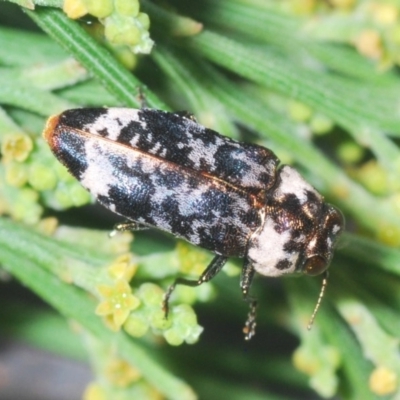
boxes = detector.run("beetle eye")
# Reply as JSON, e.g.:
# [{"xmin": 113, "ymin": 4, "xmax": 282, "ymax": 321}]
[{"xmin": 304, "ymin": 256, "xmax": 327, "ymax": 276}]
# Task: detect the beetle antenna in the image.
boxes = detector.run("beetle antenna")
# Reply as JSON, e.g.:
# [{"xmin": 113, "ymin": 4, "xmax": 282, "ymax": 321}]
[{"xmin": 307, "ymin": 271, "xmax": 328, "ymax": 330}]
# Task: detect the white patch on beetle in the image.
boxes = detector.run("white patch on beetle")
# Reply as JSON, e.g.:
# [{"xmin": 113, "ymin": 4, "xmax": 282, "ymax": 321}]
[
  {"xmin": 186, "ymin": 138, "xmax": 219, "ymax": 169},
  {"xmin": 275, "ymin": 166, "xmax": 320, "ymax": 204},
  {"xmin": 151, "ymin": 142, "xmax": 162, "ymax": 153},
  {"xmin": 151, "ymin": 183, "xmax": 176, "ymax": 204},
  {"xmin": 248, "ymin": 217, "xmax": 299, "ymax": 277},
  {"xmin": 128, "ymin": 134, "xmax": 141, "ymax": 148},
  {"xmin": 332, "ymin": 224, "xmax": 341, "ymax": 234},
  {"xmin": 175, "ymin": 188, "xmax": 200, "ymax": 216},
  {"xmin": 151, "ymin": 214, "xmax": 172, "ymax": 231},
  {"xmin": 80, "ymin": 140, "xmax": 115, "ymax": 198},
  {"xmin": 159, "ymin": 148, "xmax": 167, "ymax": 157},
  {"xmin": 186, "ymin": 220, "xmax": 204, "ymax": 244},
  {"xmin": 230, "ymin": 151, "xmax": 271, "ymax": 187},
  {"xmin": 307, "ymin": 236, "xmax": 318, "ymax": 250},
  {"xmin": 80, "ymin": 136, "xmax": 154, "ymax": 200},
  {"xmin": 140, "ymin": 157, "xmax": 157, "ymax": 174},
  {"xmin": 84, "ymin": 108, "xmax": 142, "ymax": 140}
]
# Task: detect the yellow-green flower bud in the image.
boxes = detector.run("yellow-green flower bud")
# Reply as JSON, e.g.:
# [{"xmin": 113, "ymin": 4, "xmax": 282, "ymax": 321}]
[
  {"xmin": 124, "ymin": 313, "xmax": 149, "ymax": 337},
  {"xmin": 1, "ymin": 133, "xmax": 33, "ymax": 162},
  {"xmin": 105, "ymin": 359, "xmax": 141, "ymax": 387},
  {"xmin": 96, "ymin": 280, "xmax": 141, "ymax": 330},
  {"xmin": 5, "ymin": 162, "xmax": 28, "ymax": 187},
  {"xmin": 337, "ymin": 141, "xmax": 364, "ymax": 164},
  {"xmin": 110, "ymin": 45, "xmax": 137, "ymax": 70},
  {"xmin": 83, "ymin": 0, "xmax": 113, "ymax": 18},
  {"xmin": 369, "ymin": 366, "xmax": 398, "ymax": 395},
  {"xmin": 54, "ymin": 184, "xmax": 75, "ymax": 209},
  {"xmin": 104, "ymin": 14, "xmax": 140, "ymax": 46},
  {"xmin": 164, "ymin": 327, "xmax": 184, "ymax": 346},
  {"xmin": 12, "ymin": 188, "xmax": 42, "ymax": 224},
  {"xmin": 357, "ymin": 161, "xmax": 389, "ymax": 195},
  {"xmin": 28, "ymin": 163, "xmax": 58, "ymax": 191},
  {"xmin": 114, "ymin": 0, "xmax": 139, "ymax": 17},
  {"xmin": 288, "ymin": 101, "xmax": 313, "ymax": 122},
  {"xmin": 69, "ymin": 183, "xmax": 92, "ymax": 206},
  {"xmin": 136, "ymin": 12, "xmax": 150, "ymax": 30},
  {"xmin": 138, "ymin": 283, "xmax": 164, "ymax": 306},
  {"xmin": 185, "ymin": 325, "xmax": 203, "ymax": 344},
  {"xmin": 310, "ymin": 114, "xmax": 334, "ymax": 135},
  {"xmin": 63, "ymin": 0, "xmax": 88, "ymax": 19},
  {"xmin": 149, "ymin": 309, "xmax": 172, "ymax": 330},
  {"xmin": 377, "ymin": 223, "xmax": 400, "ymax": 247}
]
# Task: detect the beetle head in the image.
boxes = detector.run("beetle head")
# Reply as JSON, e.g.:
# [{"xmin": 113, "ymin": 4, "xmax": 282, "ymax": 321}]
[{"xmin": 247, "ymin": 166, "xmax": 344, "ymax": 277}]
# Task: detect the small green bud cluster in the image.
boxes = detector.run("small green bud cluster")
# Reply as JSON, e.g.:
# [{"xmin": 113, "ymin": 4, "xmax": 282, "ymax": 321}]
[
  {"xmin": 0, "ymin": 131, "xmax": 91, "ymax": 223},
  {"xmin": 64, "ymin": 0, "xmax": 153, "ymax": 65},
  {"xmin": 124, "ymin": 283, "xmax": 203, "ymax": 346}
]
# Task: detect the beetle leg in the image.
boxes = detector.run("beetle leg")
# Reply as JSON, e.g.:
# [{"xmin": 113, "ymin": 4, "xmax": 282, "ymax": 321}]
[
  {"xmin": 240, "ymin": 259, "xmax": 255, "ymax": 297},
  {"xmin": 162, "ymin": 254, "xmax": 228, "ymax": 318},
  {"xmin": 240, "ymin": 259, "xmax": 257, "ymax": 340},
  {"xmin": 109, "ymin": 220, "xmax": 149, "ymax": 237}
]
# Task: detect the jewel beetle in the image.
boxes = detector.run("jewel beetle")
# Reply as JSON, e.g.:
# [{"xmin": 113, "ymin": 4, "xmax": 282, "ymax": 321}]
[{"xmin": 43, "ymin": 107, "xmax": 344, "ymax": 339}]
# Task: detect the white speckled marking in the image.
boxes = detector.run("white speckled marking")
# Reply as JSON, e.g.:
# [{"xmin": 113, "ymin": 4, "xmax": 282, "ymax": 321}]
[
  {"xmin": 186, "ymin": 138, "xmax": 219, "ymax": 169},
  {"xmin": 248, "ymin": 217, "xmax": 299, "ymax": 277},
  {"xmin": 84, "ymin": 108, "xmax": 142, "ymax": 140},
  {"xmin": 151, "ymin": 214, "xmax": 172, "ymax": 231},
  {"xmin": 276, "ymin": 166, "xmax": 320, "ymax": 204},
  {"xmin": 231, "ymin": 151, "xmax": 270, "ymax": 187},
  {"xmin": 80, "ymin": 140, "xmax": 115, "ymax": 197}
]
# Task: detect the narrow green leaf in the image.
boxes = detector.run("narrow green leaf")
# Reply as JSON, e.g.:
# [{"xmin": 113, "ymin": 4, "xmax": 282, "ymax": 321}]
[
  {"xmin": 0, "ymin": 25, "xmax": 67, "ymax": 66},
  {"xmin": 25, "ymin": 7, "xmax": 166, "ymax": 109},
  {"xmin": 0, "ymin": 75, "xmax": 74, "ymax": 115}
]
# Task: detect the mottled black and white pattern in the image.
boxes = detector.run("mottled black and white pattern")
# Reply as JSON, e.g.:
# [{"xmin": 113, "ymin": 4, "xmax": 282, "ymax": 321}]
[
  {"xmin": 57, "ymin": 108, "xmax": 278, "ymax": 194},
  {"xmin": 248, "ymin": 166, "xmax": 342, "ymax": 276},
  {"xmin": 49, "ymin": 127, "xmax": 260, "ymax": 256},
  {"xmin": 44, "ymin": 107, "xmax": 344, "ymax": 280}
]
